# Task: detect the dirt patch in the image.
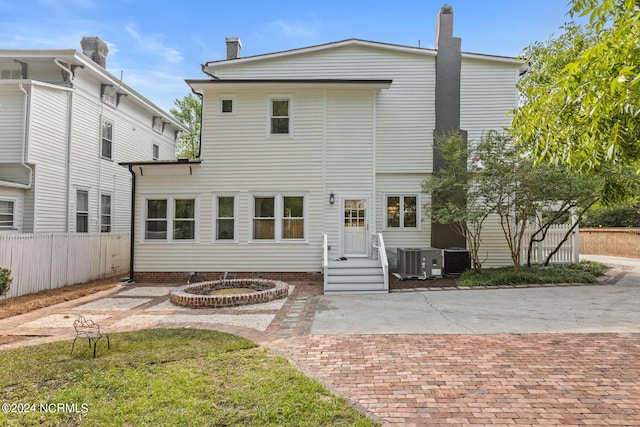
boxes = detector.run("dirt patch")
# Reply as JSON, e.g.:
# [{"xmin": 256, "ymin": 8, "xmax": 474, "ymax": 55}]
[{"xmin": 0, "ymin": 276, "xmax": 122, "ymax": 320}]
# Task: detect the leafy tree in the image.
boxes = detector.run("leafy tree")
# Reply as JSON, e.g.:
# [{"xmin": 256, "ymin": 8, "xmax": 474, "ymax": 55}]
[
  {"xmin": 512, "ymin": 0, "xmax": 640, "ymax": 202},
  {"xmin": 581, "ymin": 203, "xmax": 640, "ymax": 227},
  {"xmin": 170, "ymin": 93, "xmax": 201, "ymax": 159},
  {"xmin": 423, "ymin": 133, "xmax": 497, "ymax": 272}
]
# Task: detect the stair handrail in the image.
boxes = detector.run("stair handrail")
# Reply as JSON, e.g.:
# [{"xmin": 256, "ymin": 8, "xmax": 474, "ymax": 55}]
[
  {"xmin": 376, "ymin": 233, "xmax": 390, "ymax": 292},
  {"xmin": 322, "ymin": 234, "xmax": 329, "ymax": 290}
]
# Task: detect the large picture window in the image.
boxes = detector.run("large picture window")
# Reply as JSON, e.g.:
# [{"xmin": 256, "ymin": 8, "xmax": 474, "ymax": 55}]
[
  {"xmin": 252, "ymin": 194, "xmax": 305, "ymax": 241},
  {"xmin": 386, "ymin": 195, "xmax": 418, "ymax": 229}
]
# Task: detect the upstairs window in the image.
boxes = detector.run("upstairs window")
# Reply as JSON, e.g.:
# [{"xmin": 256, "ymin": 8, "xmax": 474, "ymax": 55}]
[
  {"xmin": 270, "ymin": 97, "xmax": 290, "ymax": 135},
  {"xmin": 152, "ymin": 116, "xmax": 163, "ymax": 133},
  {"xmin": 101, "ymin": 119, "xmax": 113, "ymax": 159},
  {"xmin": 0, "ymin": 200, "xmax": 14, "ymax": 229},
  {"xmin": 1, "ymin": 68, "xmax": 22, "ymax": 79}
]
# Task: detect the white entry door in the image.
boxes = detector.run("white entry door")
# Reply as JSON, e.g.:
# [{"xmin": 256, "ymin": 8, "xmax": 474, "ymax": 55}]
[{"xmin": 343, "ymin": 198, "xmax": 368, "ymax": 257}]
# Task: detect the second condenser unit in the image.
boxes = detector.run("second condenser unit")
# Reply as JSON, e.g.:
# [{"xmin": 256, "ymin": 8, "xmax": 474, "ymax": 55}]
[{"xmin": 397, "ymin": 248, "xmax": 443, "ymax": 279}]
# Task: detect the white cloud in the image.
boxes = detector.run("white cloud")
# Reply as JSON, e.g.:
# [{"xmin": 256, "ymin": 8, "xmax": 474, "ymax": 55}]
[
  {"xmin": 267, "ymin": 16, "xmax": 322, "ymax": 39},
  {"xmin": 124, "ymin": 23, "xmax": 184, "ymax": 64}
]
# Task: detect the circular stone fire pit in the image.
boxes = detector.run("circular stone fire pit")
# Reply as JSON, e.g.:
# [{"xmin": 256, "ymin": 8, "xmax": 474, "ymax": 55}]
[{"xmin": 170, "ymin": 279, "xmax": 289, "ymax": 308}]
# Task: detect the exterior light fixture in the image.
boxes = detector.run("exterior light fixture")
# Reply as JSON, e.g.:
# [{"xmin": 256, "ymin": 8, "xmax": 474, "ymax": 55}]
[{"xmin": 329, "ymin": 193, "xmax": 335, "ymax": 204}]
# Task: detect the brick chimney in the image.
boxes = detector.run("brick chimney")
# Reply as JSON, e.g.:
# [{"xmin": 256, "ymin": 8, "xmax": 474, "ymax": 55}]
[
  {"xmin": 225, "ymin": 37, "xmax": 242, "ymax": 60},
  {"xmin": 80, "ymin": 36, "xmax": 109, "ymax": 68}
]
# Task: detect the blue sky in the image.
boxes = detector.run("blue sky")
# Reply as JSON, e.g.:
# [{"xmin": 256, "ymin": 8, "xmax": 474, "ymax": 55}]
[{"xmin": 0, "ymin": 0, "xmax": 583, "ymax": 113}]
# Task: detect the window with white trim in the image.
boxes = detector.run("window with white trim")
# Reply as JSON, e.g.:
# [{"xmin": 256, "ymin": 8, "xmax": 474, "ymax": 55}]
[
  {"xmin": 1, "ymin": 68, "xmax": 22, "ymax": 79},
  {"xmin": 145, "ymin": 199, "xmax": 167, "ymax": 240},
  {"xmin": 144, "ymin": 197, "xmax": 197, "ymax": 241},
  {"xmin": 219, "ymin": 94, "xmax": 236, "ymax": 114},
  {"xmin": 153, "ymin": 144, "xmax": 159, "ymax": 160},
  {"xmin": 76, "ymin": 190, "xmax": 89, "ymax": 232},
  {"xmin": 0, "ymin": 200, "xmax": 15, "ymax": 229},
  {"xmin": 252, "ymin": 194, "xmax": 305, "ymax": 241},
  {"xmin": 269, "ymin": 97, "xmax": 291, "ymax": 135},
  {"xmin": 101, "ymin": 119, "xmax": 113, "ymax": 159},
  {"xmin": 215, "ymin": 196, "xmax": 235, "ymax": 241},
  {"xmin": 174, "ymin": 199, "xmax": 196, "ymax": 240},
  {"xmin": 386, "ymin": 195, "xmax": 419, "ymax": 229},
  {"xmin": 100, "ymin": 194, "xmax": 111, "ymax": 232},
  {"xmin": 152, "ymin": 117, "xmax": 163, "ymax": 133}
]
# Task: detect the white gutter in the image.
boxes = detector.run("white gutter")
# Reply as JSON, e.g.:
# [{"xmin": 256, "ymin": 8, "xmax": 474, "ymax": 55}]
[{"xmin": 17, "ymin": 83, "xmax": 33, "ymax": 189}]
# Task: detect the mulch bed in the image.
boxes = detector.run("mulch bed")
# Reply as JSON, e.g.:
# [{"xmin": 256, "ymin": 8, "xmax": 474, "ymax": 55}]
[
  {"xmin": 389, "ymin": 274, "xmax": 458, "ymax": 290},
  {"xmin": 0, "ymin": 276, "xmax": 123, "ymax": 320}
]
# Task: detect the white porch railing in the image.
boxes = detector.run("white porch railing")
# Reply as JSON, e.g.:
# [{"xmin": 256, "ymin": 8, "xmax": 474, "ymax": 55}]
[
  {"xmin": 0, "ymin": 232, "xmax": 130, "ymax": 299},
  {"xmin": 372, "ymin": 233, "xmax": 389, "ymax": 291},
  {"xmin": 322, "ymin": 234, "xmax": 329, "ymax": 290}
]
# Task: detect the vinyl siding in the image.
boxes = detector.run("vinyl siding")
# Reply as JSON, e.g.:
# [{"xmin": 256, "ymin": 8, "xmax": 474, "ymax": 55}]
[
  {"xmin": 478, "ymin": 213, "xmax": 514, "ymax": 268},
  {"xmin": 0, "ymin": 85, "xmax": 25, "ymax": 163},
  {"xmin": 28, "ymin": 85, "xmax": 69, "ymax": 232},
  {"xmin": 460, "ymin": 57, "xmax": 519, "ymax": 145},
  {"xmin": 376, "ymin": 173, "xmax": 431, "ymax": 249},
  {"xmin": 134, "ymin": 85, "xmax": 379, "ymax": 273},
  {"xmin": 212, "ymin": 45, "xmax": 435, "ymax": 173}
]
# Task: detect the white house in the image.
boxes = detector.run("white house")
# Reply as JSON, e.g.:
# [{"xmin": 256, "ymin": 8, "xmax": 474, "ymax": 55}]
[
  {"xmin": 0, "ymin": 37, "xmax": 188, "ymax": 234},
  {"xmin": 124, "ymin": 5, "xmax": 521, "ymax": 292}
]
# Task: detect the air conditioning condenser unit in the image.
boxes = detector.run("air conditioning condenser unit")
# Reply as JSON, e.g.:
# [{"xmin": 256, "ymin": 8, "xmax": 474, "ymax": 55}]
[{"xmin": 396, "ymin": 248, "xmax": 443, "ymax": 280}]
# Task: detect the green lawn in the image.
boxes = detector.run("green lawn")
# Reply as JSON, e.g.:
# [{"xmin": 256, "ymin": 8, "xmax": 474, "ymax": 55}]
[
  {"xmin": 0, "ymin": 329, "xmax": 378, "ymax": 426},
  {"xmin": 457, "ymin": 260, "xmax": 608, "ymax": 287}
]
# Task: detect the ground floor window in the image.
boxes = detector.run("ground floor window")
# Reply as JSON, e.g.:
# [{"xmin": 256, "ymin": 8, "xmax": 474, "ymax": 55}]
[
  {"xmin": 386, "ymin": 194, "xmax": 419, "ymax": 229},
  {"xmin": 0, "ymin": 200, "xmax": 14, "ymax": 229},
  {"xmin": 100, "ymin": 194, "xmax": 111, "ymax": 232},
  {"xmin": 76, "ymin": 190, "xmax": 89, "ymax": 233},
  {"xmin": 144, "ymin": 197, "xmax": 197, "ymax": 241},
  {"xmin": 252, "ymin": 194, "xmax": 305, "ymax": 241},
  {"xmin": 215, "ymin": 196, "xmax": 236, "ymax": 241}
]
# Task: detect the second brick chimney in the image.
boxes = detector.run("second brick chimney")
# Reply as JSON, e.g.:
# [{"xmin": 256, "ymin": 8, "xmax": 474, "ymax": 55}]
[{"xmin": 225, "ymin": 37, "xmax": 242, "ymax": 60}]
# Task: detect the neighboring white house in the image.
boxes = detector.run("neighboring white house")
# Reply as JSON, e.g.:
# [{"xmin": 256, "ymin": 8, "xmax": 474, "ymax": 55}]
[
  {"xmin": 123, "ymin": 5, "xmax": 522, "ymax": 292},
  {"xmin": 0, "ymin": 37, "xmax": 187, "ymax": 234}
]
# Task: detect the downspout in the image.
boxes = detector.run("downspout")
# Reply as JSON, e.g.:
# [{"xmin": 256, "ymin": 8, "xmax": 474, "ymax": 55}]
[
  {"xmin": 17, "ymin": 83, "xmax": 33, "ymax": 188},
  {"xmin": 127, "ymin": 165, "xmax": 136, "ymax": 283},
  {"xmin": 64, "ymin": 91, "xmax": 73, "ymax": 231}
]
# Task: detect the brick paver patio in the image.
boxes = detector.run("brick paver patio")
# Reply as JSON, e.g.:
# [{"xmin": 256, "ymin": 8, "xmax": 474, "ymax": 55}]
[{"xmin": 270, "ymin": 333, "xmax": 640, "ymax": 426}]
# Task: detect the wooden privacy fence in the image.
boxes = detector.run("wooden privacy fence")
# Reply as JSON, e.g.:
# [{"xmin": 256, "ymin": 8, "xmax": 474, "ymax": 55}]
[
  {"xmin": 580, "ymin": 228, "xmax": 640, "ymax": 258},
  {"xmin": 0, "ymin": 233, "xmax": 130, "ymax": 299},
  {"xmin": 521, "ymin": 224, "xmax": 579, "ymax": 265}
]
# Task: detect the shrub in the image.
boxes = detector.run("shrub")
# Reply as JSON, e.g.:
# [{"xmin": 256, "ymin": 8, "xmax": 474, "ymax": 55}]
[{"xmin": 0, "ymin": 267, "xmax": 11, "ymax": 296}]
